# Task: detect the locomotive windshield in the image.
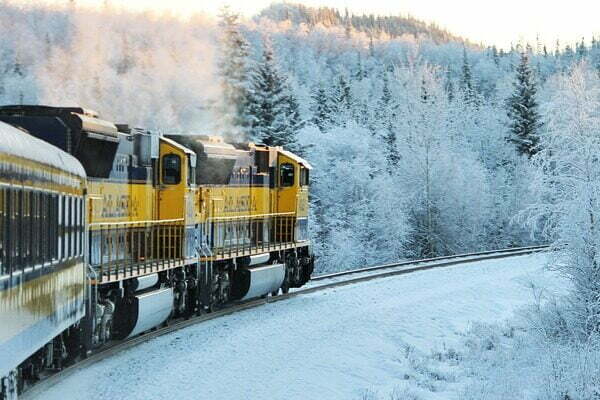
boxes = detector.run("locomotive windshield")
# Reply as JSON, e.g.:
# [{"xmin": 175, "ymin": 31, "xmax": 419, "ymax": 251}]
[
  {"xmin": 280, "ymin": 163, "xmax": 295, "ymax": 187},
  {"xmin": 162, "ymin": 154, "xmax": 181, "ymax": 185}
]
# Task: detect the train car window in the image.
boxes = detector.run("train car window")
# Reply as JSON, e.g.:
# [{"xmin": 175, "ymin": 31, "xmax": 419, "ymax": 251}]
[
  {"xmin": 72, "ymin": 197, "xmax": 77, "ymax": 257},
  {"xmin": 0, "ymin": 188, "xmax": 5, "ymax": 275},
  {"xmin": 188, "ymin": 161, "xmax": 196, "ymax": 186},
  {"xmin": 51, "ymin": 194, "xmax": 58, "ymax": 262},
  {"xmin": 42, "ymin": 193, "xmax": 49, "ymax": 263},
  {"xmin": 40, "ymin": 193, "xmax": 44, "ymax": 262},
  {"xmin": 59, "ymin": 195, "xmax": 64, "ymax": 260},
  {"xmin": 24, "ymin": 190, "xmax": 30, "ymax": 268},
  {"xmin": 66, "ymin": 196, "xmax": 71, "ymax": 258},
  {"xmin": 162, "ymin": 154, "xmax": 181, "ymax": 185},
  {"xmin": 300, "ymin": 168, "xmax": 310, "ymax": 186},
  {"xmin": 33, "ymin": 191, "xmax": 40, "ymax": 266},
  {"xmin": 75, "ymin": 197, "xmax": 80, "ymax": 256},
  {"xmin": 269, "ymin": 167, "xmax": 276, "ymax": 188},
  {"xmin": 69, "ymin": 196, "xmax": 73, "ymax": 258},
  {"xmin": 5, "ymin": 189, "xmax": 12, "ymax": 275},
  {"xmin": 69, "ymin": 196, "xmax": 74, "ymax": 258},
  {"xmin": 15, "ymin": 189, "xmax": 22, "ymax": 271},
  {"xmin": 280, "ymin": 163, "xmax": 295, "ymax": 187},
  {"xmin": 80, "ymin": 197, "xmax": 84, "ymax": 256}
]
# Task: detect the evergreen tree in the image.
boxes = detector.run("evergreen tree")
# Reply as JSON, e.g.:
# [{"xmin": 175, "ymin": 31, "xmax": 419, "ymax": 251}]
[
  {"xmin": 273, "ymin": 85, "xmax": 303, "ymax": 151},
  {"xmin": 506, "ymin": 52, "xmax": 541, "ymax": 157},
  {"xmin": 248, "ymin": 40, "xmax": 301, "ymax": 150},
  {"xmin": 444, "ymin": 68, "xmax": 455, "ymax": 102},
  {"xmin": 354, "ymin": 52, "xmax": 367, "ymax": 80},
  {"xmin": 217, "ymin": 8, "xmax": 253, "ymax": 140},
  {"xmin": 335, "ymin": 75, "xmax": 352, "ymax": 108},
  {"xmin": 330, "ymin": 74, "xmax": 353, "ymax": 125},
  {"xmin": 460, "ymin": 48, "xmax": 477, "ymax": 105},
  {"xmin": 310, "ymin": 84, "xmax": 333, "ymax": 131},
  {"xmin": 374, "ymin": 72, "xmax": 392, "ymax": 132},
  {"xmin": 491, "ymin": 45, "xmax": 500, "ymax": 66},
  {"xmin": 382, "ymin": 121, "xmax": 400, "ymax": 172},
  {"xmin": 576, "ymin": 37, "xmax": 587, "ymax": 59}
]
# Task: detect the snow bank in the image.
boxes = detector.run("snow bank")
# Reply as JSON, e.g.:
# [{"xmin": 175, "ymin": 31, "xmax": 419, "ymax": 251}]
[{"xmin": 31, "ymin": 253, "xmax": 563, "ymax": 400}]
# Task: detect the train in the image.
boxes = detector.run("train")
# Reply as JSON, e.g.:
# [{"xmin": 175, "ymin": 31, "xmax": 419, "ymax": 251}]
[{"xmin": 0, "ymin": 105, "xmax": 314, "ymax": 399}]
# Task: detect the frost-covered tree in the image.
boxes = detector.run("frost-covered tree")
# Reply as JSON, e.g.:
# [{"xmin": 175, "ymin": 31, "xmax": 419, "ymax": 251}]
[
  {"xmin": 248, "ymin": 42, "xmax": 285, "ymax": 142},
  {"xmin": 276, "ymin": 87, "xmax": 303, "ymax": 151},
  {"xmin": 459, "ymin": 48, "xmax": 481, "ymax": 107},
  {"xmin": 217, "ymin": 8, "xmax": 254, "ymax": 140},
  {"xmin": 330, "ymin": 74, "xmax": 353, "ymax": 126},
  {"xmin": 248, "ymin": 40, "xmax": 300, "ymax": 150},
  {"xmin": 310, "ymin": 84, "xmax": 334, "ymax": 132},
  {"xmin": 526, "ymin": 63, "xmax": 600, "ymax": 337},
  {"xmin": 3, "ymin": 0, "xmax": 598, "ymax": 274},
  {"xmin": 507, "ymin": 52, "xmax": 542, "ymax": 158},
  {"xmin": 299, "ymin": 124, "xmax": 410, "ymax": 271},
  {"xmin": 376, "ymin": 73, "xmax": 400, "ymax": 171}
]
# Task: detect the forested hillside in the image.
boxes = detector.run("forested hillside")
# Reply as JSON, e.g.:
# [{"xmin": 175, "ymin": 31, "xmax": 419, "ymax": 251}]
[
  {"xmin": 258, "ymin": 3, "xmax": 466, "ymax": 44},
  {"xmin": 1, "ymin": 1, "xmax": 600, "ymax": 273}
]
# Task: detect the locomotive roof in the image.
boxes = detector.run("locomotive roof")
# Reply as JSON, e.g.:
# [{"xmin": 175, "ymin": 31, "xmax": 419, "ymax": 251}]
[
  {"xmin": 279, "ymin": 149, "xmax": 312, "ymax": 170},
  {"xmin": 0, "ymin": 121, "xmax": 86, "ymax": 178}
]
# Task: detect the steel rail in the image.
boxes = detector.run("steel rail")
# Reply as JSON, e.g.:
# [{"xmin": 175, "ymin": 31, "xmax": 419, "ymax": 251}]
[
  {"xmin": 22, "ymin": 245, "xmax": 547, "ymax": 399},
  {"xmin": 312, "ymin": 245, "xmax": 548, "ymax": 281}
]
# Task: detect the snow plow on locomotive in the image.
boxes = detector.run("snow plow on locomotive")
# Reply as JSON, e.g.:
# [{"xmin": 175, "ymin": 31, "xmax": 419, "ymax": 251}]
[{"xmin": 0, "ymin": 105, "xmax": 314, "ymax": 399}]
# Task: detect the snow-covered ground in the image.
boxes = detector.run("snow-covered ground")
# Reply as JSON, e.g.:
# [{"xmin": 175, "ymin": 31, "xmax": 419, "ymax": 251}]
[{"xmin": 31, "ymin": 252, "xmax": 564, "ymax": 400}]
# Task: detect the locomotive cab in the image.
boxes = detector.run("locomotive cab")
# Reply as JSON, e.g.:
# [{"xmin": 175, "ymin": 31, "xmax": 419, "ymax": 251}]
[
  {"xmin": 157, "ymin": 137, "xmax": 196, "ymax": 221},
  {"xmin": 276, "ymin": 150, "xmax": 311, "ymax": 242}
]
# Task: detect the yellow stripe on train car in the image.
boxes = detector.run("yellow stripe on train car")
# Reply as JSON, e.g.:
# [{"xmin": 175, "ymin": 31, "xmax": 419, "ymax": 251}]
[{"xmin": 0, "ymin": 261, "xmax": 86, "ymax": 344}]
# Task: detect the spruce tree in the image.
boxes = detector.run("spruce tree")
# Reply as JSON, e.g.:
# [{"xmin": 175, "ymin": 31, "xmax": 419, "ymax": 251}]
[
  {"xmin": 576, "ymin": 37, "xmax": 587, "ymax": 59},
  {"xmin": 217, "ymin": 8, "xmax": 253, "ymax": 140},
  {"xmin": 506, "ymin": 52, "xmax": 542, "ymax": 157},
  {"xmin": 273, "ymin": 85, "xmax": 303, "ymax": 152},
  {"xmin": 374, "ymin": 72, "xmax": 392, "ymax": 132},
  {"xmin": 310, "ymin": 84, "xmax": 333, "ymax": 131},
  {"xmin": 248, "ymin": 40, "xmax": 302, "ymax": 150},
  {"xmin": 460, "ymin": 48, "xmax": 477, "ymax": 105},
  {"xmin": 383, "ymin": 121, "xmax": 400, "ymax": 172},
  {"xmin": 330, "ymin": 74, "xmax": 353, "ymax": 126},
  {"xmin": 374, "ymin": 73, "xmax": 400, "ymax": 170},
  {"xmin": 491, "ymin": 45, "xmax": 500, "ymax": 66}
]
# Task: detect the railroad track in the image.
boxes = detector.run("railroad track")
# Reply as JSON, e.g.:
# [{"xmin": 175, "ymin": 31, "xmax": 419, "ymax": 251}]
[{"xmin": 22, "ymin": 245, "xmax": 547, "ymax": 399}]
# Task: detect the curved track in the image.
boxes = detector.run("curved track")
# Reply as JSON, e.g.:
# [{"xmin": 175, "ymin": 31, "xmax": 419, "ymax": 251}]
[{"xmin": 22, "ymin": 245, "xmax": 547, "ymax": 399}]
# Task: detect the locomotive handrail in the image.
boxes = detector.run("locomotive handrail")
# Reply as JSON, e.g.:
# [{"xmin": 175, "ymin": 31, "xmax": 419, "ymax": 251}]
[
  {"xmin": 206, "ymin": 212, "xmax": 295, "ymax": 222},
  {"xmin": 89, "ymin": 218, "xmax": 185, "ymax": 227},
  {"xmin": 205, "ymin": 212, "xmax": 298, "ymax": 259}
]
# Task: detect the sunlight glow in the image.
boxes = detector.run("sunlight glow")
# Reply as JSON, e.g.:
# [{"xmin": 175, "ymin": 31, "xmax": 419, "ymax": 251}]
[{"xmin": 47, "ymin": 0, "xmax": 600, "ymax": 49}]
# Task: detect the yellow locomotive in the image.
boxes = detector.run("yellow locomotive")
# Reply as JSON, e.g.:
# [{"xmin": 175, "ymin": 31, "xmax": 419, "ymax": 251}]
[{"xmin": 0, "ymin": 105, "xmax": 313, "ymax": 397}]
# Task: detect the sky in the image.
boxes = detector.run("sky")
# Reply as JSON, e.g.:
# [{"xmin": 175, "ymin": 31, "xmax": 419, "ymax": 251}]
[{"xmin": 54, "ymin": 0, "xmax": 600, "ymax": 49}]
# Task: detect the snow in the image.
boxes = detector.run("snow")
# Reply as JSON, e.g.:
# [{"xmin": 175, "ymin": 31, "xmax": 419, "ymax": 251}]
[
  {"xmin": 31, "ymin": 253, "xmax": 563, "ymax": 400},
  {"xmin": 0, "ymin": 121, "xmax": 86, "ymax": 178}
]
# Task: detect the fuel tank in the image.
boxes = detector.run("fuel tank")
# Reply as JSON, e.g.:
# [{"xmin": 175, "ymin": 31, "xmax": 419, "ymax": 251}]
[
  {"xmin": 231, "ymin": 263, "xmax": 285, "ymax": 301},
  {"xmin": 113, "ymin": 287, "xmax": 173, "ymax": 339}
]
